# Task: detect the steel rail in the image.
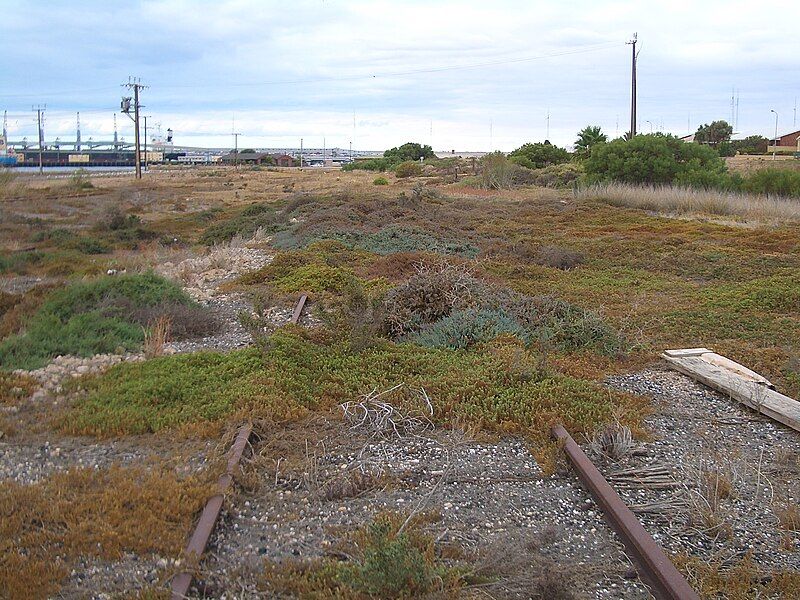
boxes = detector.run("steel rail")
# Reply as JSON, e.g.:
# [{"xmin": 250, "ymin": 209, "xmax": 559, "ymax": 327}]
[
  {"xmin": 552, "ymin": 424, "xmax": 699, "ymax": 600},
  {"xmin": 290, "ymin": 294, "xmax": 308, "ymax": 324},
  {"xmin": 171, "ymin": 423, "xmax": 253, "ymax": 599}
]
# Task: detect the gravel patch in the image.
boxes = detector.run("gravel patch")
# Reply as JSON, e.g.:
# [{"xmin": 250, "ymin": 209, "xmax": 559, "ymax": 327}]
[
  {"xmin": 190, "ymin": 425, "xmax": 651, "ymax": 599},
  {"xmin": 605, "ymin": 367, "xmax": 800, "ymax": 572}
]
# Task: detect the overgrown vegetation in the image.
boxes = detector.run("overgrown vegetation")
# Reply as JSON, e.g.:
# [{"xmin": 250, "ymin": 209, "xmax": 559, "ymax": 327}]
[
  {"xmin": 200, "ymin": 201, "xmax": 280, "ymax": 244},
  {"xmin": 65, "ymin": 326, "xmax": 644, "ymax": 438},
  {"xmin": 343, "ymin": 142, "xmax": 435, "ymax": 173},
  {"xmin": 509, "ymin": 142, "xmax": 571, "ymax": 169},
  {"xmin": 0, "ymin": 465, "xmax": 213, "ymax": 600},
  {"xmin": 385, "ymin": 263, "xmax": 623, "ymax": 355},
  {"xmin": 0, "ymin": 272, "xmax": 216, "ymax": 369},
  {"xmin": 261, "ymin": 512, "xmax": 466, "ymax": 598},
  {"xmin": 583, "ymin": 133, "xmax": 800, "ymax": 198},
  {"xmin": 576, "ymin": 182, "xmax": 800, "ymax": 222}
]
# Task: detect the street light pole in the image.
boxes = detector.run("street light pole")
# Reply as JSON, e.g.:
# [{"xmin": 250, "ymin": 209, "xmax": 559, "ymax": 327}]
[
  {"xmin": 770, "ymin": 110, "xmax": 778, "ymax": 161},
  {"xmin": 645, "ymin": 120, "xmax": 653, "ymax": 134}
]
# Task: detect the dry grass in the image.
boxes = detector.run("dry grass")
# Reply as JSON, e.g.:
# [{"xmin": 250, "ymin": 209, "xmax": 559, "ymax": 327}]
[
  {"xmin": 674, "ymin": 553, "xmax": 800, "ymax": 599},
  {"xmin": 0, "ymin": 371, "xmax": 37, "ymax": 406},
  {"xmin": 143, "ymin": 315, "xmax": 171, "ymax": 358},
  {"xmin": 0, "ymin": 465, "xmax": 214, "ymax": 600},
  {"xmin": 576, "ymin": 182, "xmax": 800, "ymax": 222}
]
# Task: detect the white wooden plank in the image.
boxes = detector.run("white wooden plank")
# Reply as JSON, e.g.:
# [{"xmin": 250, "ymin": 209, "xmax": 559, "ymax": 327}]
[
  {"xmin": 662, "ymin": 354, "xmax": 800, "ymax": 433},
  {"xmin": 663, "ymin": 348, "xmax": 713, "ymax": 358}
]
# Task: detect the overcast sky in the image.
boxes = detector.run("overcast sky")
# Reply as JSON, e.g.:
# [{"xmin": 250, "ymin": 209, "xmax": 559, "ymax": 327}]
[{"xmin": 1, "ymin": 0, "xmax": 798, "ymax": 150}]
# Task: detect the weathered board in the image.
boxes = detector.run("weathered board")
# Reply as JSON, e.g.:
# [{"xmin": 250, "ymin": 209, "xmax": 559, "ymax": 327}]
[{"xmin": 662, "ymin": 349, "xmax": 800, "ymax": 433}]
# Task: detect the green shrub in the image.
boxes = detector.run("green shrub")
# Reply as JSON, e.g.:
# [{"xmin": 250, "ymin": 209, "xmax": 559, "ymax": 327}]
[
  {"xmin": 322, "ymin": 226, "xmax": 479, "ymax": 258},
  {"xmin": 237, "ymin": 242, "xmax": 366, "ymax": 295},
  {"xmin": 674, "ymin": 169, "xmax": 742, "ymax": 191},
  {"xmin": 65, "ymin": 328, "xmax": 640, "ymax": 437},
  {"xmin": 346, "ymin": 516, "xmax": 435, "ymax": 596},
  {"xmin": 74, "ymin": 237, "xmax": 112, "ymax": 254},
  {"xmin": 342, "ymin": 158, "xmax": 391, "ymax": 172},
  {"xmin": 394, "ymin": 161, "xmax": 423, "ymax": 178},
  {"xmin": 0, "ymin": 273, "xmax": 207, "ymax": 370},
  {"xmin": 479, "ymin": 152, "xmax": 516, "ymax": 189},
  {"xmin": 384, "ymin": 264, "xmax": 623, "ymax": 355},
  {"xmin": 584, "ymin": 134, "xmax": 727, "ymax": 186},
  {"xmin": 384, "ymin": 142, "xmax": 435, "ymax": 164},
  {"xmin": 407, "ymin": 308, "xmax": 531, "ymax": 349},
  {"xmin": 66, "ymin": 169, "xmax": 94, "ymax": 191},
  {"xmin": 509, "ymin": 142, "xmax": 570, "ymax": 169},
  {"xmin": 262, "ymin": 512, "xmax": 459, "ymax": 598},
  {"xmin": 0, "ymin": 251, "xmax": 44, "ymax": 275},
  {"xmin": 529, "ymin": 163, "xmax": 584, "ymax": 188},
  {"xmin": 742, "ymin": 168, "xmax": 800, "ymax": 198},
  {"xmin": 200, "ymin": 202, "xmax": 280, "ymax": 244},
  {"xmin": 373, "ymin": 176, "xmax": 389, "ymax": 185},
  {"xmin": 732, "ymin": 135, "xmax": 769, "ymax": 155}
]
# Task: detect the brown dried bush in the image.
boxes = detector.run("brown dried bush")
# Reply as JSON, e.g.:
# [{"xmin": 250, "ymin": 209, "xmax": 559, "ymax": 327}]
[
  {"xmin": 143, "ymin": 315, "xmax": 171, "ymax": 358},
  {"xmin": 130, "ymin": 302, "xmax": 219, "ymax": 340},
  {"xmin": 467, "ymin": 529, "xmax": 577, "ymax": 599},
  {"xmin": 535, "ymin": 245, "xmax": 585, "ymax": 270},
  {"xmin": 0, "ymin": 465, "xmax": 213, "ymax": 599}
]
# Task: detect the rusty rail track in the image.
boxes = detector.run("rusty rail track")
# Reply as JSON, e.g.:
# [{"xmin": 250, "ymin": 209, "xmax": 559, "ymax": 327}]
[
  {"xmin": 290, "ymin": 294, "xmax": 308, "ymax": 324},
  {"xmin": 171, "ymin": 423, "xmax": 253, "ymax": 600},
  {"xmin": 552, "ymin": 424, "xmax": 699, "ymax": 600}
]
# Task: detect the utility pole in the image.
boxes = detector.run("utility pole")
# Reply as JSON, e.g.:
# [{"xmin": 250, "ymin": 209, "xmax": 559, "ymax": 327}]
[
  {"xmin": 627, "ymin": 33, "xmax": 638, "ymax": 138},
  {"xmin": 299, "ymin": 138, "xmax": 303, "ymax": 168},
  {"xmin": 143, "ymin": 115, "xmax": 151, "ymax": 172},
  {"xmin": 76, "ymin": 112, "xmax": 81, "ymax": 152},
  {"xmin": 113, "ymin": 113, "xmax": 118, "ymax": 149},
  {"xmin": 232, "ymin": 132, "xmax": 241, "ymax": 168},
  {"xmin": 121, "ymin": 77, "xmax": 147, "ymax": 179},
  {"xmin": 33, "ymin": 105, "xmax": 45, "ymax": 173}
]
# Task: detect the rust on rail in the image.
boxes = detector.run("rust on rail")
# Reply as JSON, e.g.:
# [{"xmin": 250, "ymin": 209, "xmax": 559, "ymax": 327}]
[
  {"xmin": 552, "ymin": 424, "xmax": 699, "ymax": 600},
  {"xmin": 171, "ymin": 423, "xmax": 253, "ymax": 600},
  {"xmin": 291, "ymin": 294, "xmax": 308, "ymax": 324}
]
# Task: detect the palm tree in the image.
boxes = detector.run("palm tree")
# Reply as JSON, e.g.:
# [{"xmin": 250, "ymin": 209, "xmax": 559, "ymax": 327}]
[{"xmin": 574, "ymin": 126, "xmax": 608, "ymax": 157}]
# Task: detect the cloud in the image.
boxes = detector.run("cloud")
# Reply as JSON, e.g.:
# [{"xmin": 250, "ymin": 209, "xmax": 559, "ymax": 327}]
[{"xmin": 2, "ymin": 0, "xmax": 798, "ymax": 149}]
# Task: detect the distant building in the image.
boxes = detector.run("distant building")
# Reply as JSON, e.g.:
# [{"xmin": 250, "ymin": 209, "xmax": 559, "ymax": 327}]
[
  {"xmin": 272, "ymin": 153, "xmax": 295, "ymax": 167},
  {"xmin": 769, "ymin": 129, "xmax": 800, "ymax": 150},
  {"xmin": 679, "ymin": 133, "xmax": 695, "ymax": 143},
  {"xmin": 219, "ymin": 151, "xmax": 272, "ymax": 165}
]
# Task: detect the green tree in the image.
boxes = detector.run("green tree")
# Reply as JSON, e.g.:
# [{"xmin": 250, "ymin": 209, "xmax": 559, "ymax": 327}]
[
  {"xmin": 732, "ymin": 135, "xmax": 769, "ymax": 155},
  {"xmin": 694, "ymin": 120, "xmax": 733, "ymax": 146},
  {"xmin": 574, "ymin": 126, "xmax": 608, "ymax": 158},
  {"xmin": 508, "ymin": 142, "xmax": 570, "ymax": 169},
  {"xmin": 584, "ymin": 133, "xmax": 728, "ymax": 185},
  {"xmin": 383, "ymin": 142, "xmax": 434, "ymax": 164}
]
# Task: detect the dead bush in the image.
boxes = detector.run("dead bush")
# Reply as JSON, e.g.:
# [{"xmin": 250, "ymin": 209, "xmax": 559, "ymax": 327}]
[
  {"xmin": 467, "ymin": 530, "xmax": 577, "ymax": 599},
  {"xmin": 777, "ymin": 503, "xmax": 800, "ymax": 531},
  {"xmin": 127, "ymin": 302, "xmax": 219, "ymax": 340},
  {"xmin": 0, "ymin": 465, "xmax": 213, "ymax": 600},
  {"xmin": 143, "ymin": 315, "xmax": 170, "ymax": 358},
  {"xmin": 319, "ymin": 469, "xmax": 383, "ymax": 501},
  {"xmin": 589, "ymin": 421, "xmax": 636, "ymax": 461},
  {"xmin": 535, "ymin": 245, "xmax": 585, "ymax": 270},
  {"xmin": 383, "ymin": 262, "xmax": 624, "ymax": 355}
]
